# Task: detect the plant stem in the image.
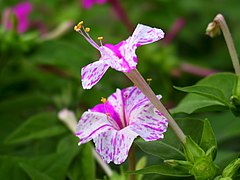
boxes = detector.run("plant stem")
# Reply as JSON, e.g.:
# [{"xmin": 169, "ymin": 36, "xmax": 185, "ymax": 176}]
[
  {"xmin": 214, "ymin": 14, "xmax": 240, "ymax": 75},
  {"xmin": 108, "ymin": 0, "xmax": 134, "ymax": 32},
  {"xmin": 128, "ymin": 145, "xmax": 136, "ymax": 180},
  {"xmin": 125, "ymin": 69, "xmax": 186, "ymax": 144}
]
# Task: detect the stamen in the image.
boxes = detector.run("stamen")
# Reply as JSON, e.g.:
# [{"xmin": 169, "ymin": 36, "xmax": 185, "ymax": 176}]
[
  {"xmin": 147, "ymin": 78, "xmax": 152, "ymax": 85},
  {"xmin": 98, "ymin": 36, "xmax": 104, "ymax": 46},
  {"xmin": 74, "ymin": 21, "xmax": 100, "ymax": 50},
  {"xmin": 85, "ymin": 27, "xmax": 90, "ymax": 33},
  {"xmin": 101, "ymin": 97, "xmax": 107, "ymax": 103},
  {"xmin": 100, "ymin": 97, "xmax": 110, "ymax": 117}
]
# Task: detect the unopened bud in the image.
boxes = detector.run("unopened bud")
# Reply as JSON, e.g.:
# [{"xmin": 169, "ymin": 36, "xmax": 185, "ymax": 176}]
[{"xmin": 206, "ymin": 22, "xmax": 221, "ymax": 38}]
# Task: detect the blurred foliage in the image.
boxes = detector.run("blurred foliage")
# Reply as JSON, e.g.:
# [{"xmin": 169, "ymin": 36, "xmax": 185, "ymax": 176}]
[{"xmin": 1, "ymin": 0, "xmax": 240, "ymax": 179}]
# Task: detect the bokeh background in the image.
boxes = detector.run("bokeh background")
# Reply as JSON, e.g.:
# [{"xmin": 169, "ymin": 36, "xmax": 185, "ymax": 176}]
[{"xmin": 1, "ymin": 0, "xmax": 240, "ymax": 179}]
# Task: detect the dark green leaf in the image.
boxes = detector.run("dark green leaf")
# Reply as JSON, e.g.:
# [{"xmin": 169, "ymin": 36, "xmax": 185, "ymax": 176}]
[
  {"xmin": 5, "ymin": 112, "xmax": 67, "ymax": 144},
  {"xmin": 0, "ymin": 156, "xmax": 28, "ymax": 180},
  {"xmin": 21, "ymin": 136, "xmax": 79, "ymax": 180},
  {"xmin": 172, "ymin": 73, "xmax": 237, "ymax": 114},
  {"xmin": 133, "ymin": 164, "xmax": 192, "ymax": 177},
  {"xmin": 174, "ymin": 85, "xmax": 230, "ymax": 106},
  {"xmin": 20, "ymin": 163, "xmax": 54, "ymax": 180},
  {"xmin": 68, "ymin": 143, "xmax": 95, "ymax": 180},
  {"xmin": 136, "ymin": 139, "xmax": 185, "ymax": 160},
  {"xmin": 0, "ymin": 93, "xmax": 50, "ymax": 114},
  {"xmin": 207, "ymin": 111, "xmax": 240, "ymax": 142}
]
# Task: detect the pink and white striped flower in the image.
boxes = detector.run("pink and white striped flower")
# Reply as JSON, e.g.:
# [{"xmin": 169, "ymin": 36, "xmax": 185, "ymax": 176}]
[
  {"xmin": 76, "ymin": 86, "xmax": 168, "ymax": 164},
  {"xmin": 74, "ymin": 22, "xmax": 164, "ymax": 89}
]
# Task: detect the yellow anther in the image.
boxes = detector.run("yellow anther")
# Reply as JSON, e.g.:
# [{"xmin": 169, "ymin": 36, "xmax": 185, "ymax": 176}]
[
  {"xmin": 97, "ymin": 36, "xmax": 104, "ymax": 40},
  {"xmin": 85, "ymin": 27, "xmax": 90, "ymax": 33},
  {"xmin": 74, "ymin": 25, "xmax": 79, "ymax": 31},
  {"xmin": 78, "ymin": 21, "xmax": 84, "ymax": 26},
  {"xmin": 147, "ymin": 78, "xmax": 152, "ymax": 85},
  {"xmin": 101, "ymin": 97, "xmax": 107, "ymax": 103}
]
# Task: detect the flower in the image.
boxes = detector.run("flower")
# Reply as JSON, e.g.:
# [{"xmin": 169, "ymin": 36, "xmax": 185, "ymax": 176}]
[
  {"xmin": 81, "ymin": 0, "xmax": 107, "ymax": 9},
  {"xmin": 76, "ymin": 86, "xmax": 168, "ymax": 164},
  {"xmin": 58, "ymin": 108, "xmax": 77, "ymax": 133},
  {"xmin": 2, "ymin": 1, "xmax": 32, "ymax": 33},
  {"xmin": 74, "ymin": 21, "xmax": 164, "ymax": 89}
]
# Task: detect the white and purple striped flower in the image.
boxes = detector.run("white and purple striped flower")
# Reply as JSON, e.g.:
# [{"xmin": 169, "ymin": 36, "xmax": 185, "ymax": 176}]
[
  {"xmin": 74, "ymin": 22, "xmax": 164, "ymax": 89},
  {"xmin": 76, "ymin": 86, "xmax": 168, "ymax": 164}
]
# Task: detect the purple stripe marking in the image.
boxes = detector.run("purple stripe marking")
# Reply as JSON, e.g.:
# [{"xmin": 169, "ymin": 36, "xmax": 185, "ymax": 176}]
[{"xmin": 79, "ymin": 124, "xmax": 112, "ymax": 142}]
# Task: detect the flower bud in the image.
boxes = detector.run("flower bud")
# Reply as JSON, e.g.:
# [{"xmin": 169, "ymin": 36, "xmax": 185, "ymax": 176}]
[
  {"xmin": 206, "ymin": 22, "xmax": 221, "ymax": 38},
  {"xmin": 222, "ymin": 158, "xmax": 240, "ymax": 178},
  {"xmin": 190, "ymin": 157, "xmax": 218, "ymax": 180}
]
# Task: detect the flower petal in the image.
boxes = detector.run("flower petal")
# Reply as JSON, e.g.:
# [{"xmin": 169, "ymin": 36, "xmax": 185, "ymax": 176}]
[
  {"xmin": 76, "ymin": 111, "xmax": 117, "ymax": 144},
  {"xmin": 81, "ymin": 60, "xmax": 109, "ymax": 89},
  {"xmin": 93, "ymin": 127, "xmax": 138, "ymax": 164},
  {"xmin": 130, "ymin": 24, "xmax": 165, "ymax": 47},
  {"xmin": 129, "ymin": 106, "xmax": 168, "ymax": 141},
  {"xmin": 106, "ymin": 88, "xmax": 126, "ymax": 129},
  {"xmin": 100, "ymin": 45, "xmax": 132, "ymax": 72}
]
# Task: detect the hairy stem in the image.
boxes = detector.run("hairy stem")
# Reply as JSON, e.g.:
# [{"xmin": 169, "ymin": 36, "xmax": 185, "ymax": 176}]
[
  {"xmin": 125, "ymin": 69, "xmax": 186, "ymax": 144},
  {"xmin": 214, "ymin": 14, "xmax": 240, "ymax": 75}
]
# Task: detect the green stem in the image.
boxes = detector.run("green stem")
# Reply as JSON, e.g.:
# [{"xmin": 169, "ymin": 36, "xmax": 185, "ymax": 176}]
[
  {"xmin": 128, "ymin": 145, "xmax": 136, "ymax": 180},
  {"xmin": 125, "ymin": 69, "xmax": 186, "ymax": 144},
  {"xmin": 214, "ymin": 14, "xmax": 240, "ymax": 75}
]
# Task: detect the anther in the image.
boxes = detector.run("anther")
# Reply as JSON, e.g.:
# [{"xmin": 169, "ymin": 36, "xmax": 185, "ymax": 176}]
[
  {"xmin": 74, "ymin": 25, "xmax": 79, "ymax": 31},
  {"xmin": 106, "ymin": 112, "xmax": 110, "ymax": 116},
  {"xmin": 147, "ymin": 78, "xmax": 152, "ymax": 85},
  {"xmin": 78, "ymin": 21, "xmax": 84, "ymax": 26},
  {"xmin": 85, "ymin": 27, "xmax": 90, "ymax": 33},
  {"xmin": 101, "ymin": 97, "xmax": 107, "ymax": 103},
  {"xmin": 97, "ymin": 36, "xmax": 104, "ymax": 46}
]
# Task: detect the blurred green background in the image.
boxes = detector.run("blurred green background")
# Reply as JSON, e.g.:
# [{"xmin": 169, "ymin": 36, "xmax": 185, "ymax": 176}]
[{"xmin": 1, "ymin": 0, "xmax": 240, "ymax": 179}]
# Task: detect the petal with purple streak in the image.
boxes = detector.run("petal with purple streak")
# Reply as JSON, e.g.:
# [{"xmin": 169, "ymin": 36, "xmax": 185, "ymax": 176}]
[
  {"xmin": 81, "ymin": 60, "xmax": 109, "ymax": 89},
  {"xmin": 76, "ymin": 111, "xmax": 119, "ymax": 145},
  {"xmin": 130, "ymin": 24, "xmax": 165, "ymax": 47},
  {"xmin": 93, "ymin": 126, "xmax": 138, "ymax": 164},
  {"xmin": 100, "ymin": 45, "xmax": 133, "ymax": 73},
  {"xmin": 106, "ymin": 89, "xmax": 127, "ymax": 128},
  {"xmin": 129, "ymin": 106, "xmax": 168, "ymax": 141}
]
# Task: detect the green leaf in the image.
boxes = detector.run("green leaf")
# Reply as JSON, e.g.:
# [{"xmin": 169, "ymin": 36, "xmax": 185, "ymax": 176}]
[
  {"xmin": 68, "ymin": 143, "xmax": 95, "ymax": 180},
  {"xmin": 21, "ymin": 136, "xmax": 79, "ymax": 180},
  {"xmin": 207, "ymin": 111, "xmax": 240, "ymax": 142},
  {"xmin": 174, "ymin": 85, "xmax": 230, "ymax": 106},
  {"xmin": 29, "ymin": 40, "xmax": 92, "ymax": 76},
  {"xmin": 183, "ymin": 136, "xmax": 205, "ymax": 163},
  {"xmin": 199, "ymin": 119, "xmax": 217, "ymax": 154},
  {"xmin": 0, "ymin": 156, "xmax": 28, "ymax": 180},
  {"xmin": 136, "ymin": 118, "xmax": 204, "ymax": 161},
  {"xmin": 133, "ymin": 164, "xmax": 192, "ymax": 177},
  {"xmin": 5, "ymin": 112, "xmax": 67, "ymax": 144},
  {"xmin": 0, "ymin": 93, "xmax": 50, "ymax": 114},
  {"xmin": 172, "ymin": 73, "xmax": 237, "ymax": 114},
  {"xmin": 136, "ymin": 139, "xmax": 185, "ymax": 160},
  {"xmin": 20, "ymin": 163, "xmax": 54, "ymax": 180}
]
